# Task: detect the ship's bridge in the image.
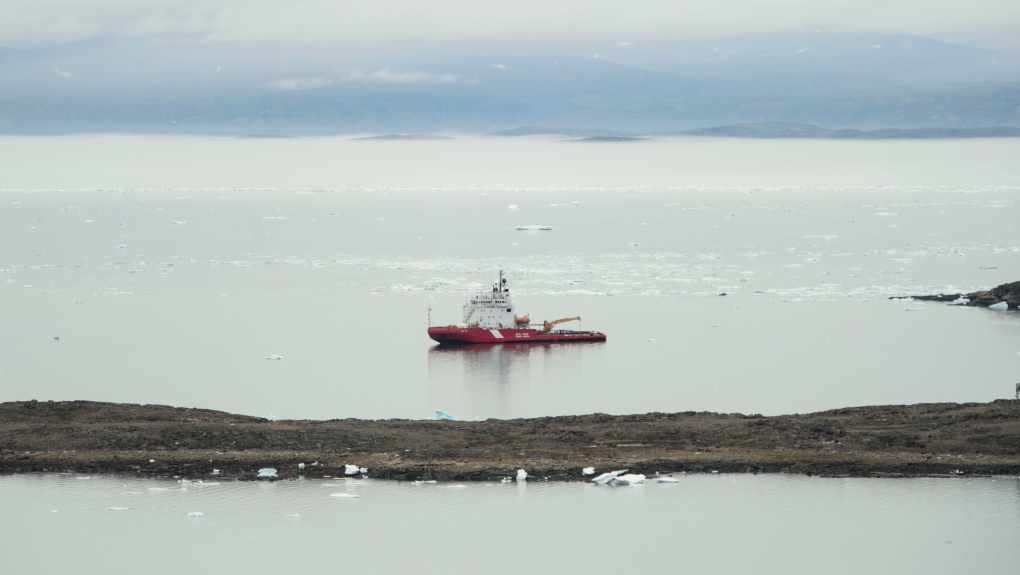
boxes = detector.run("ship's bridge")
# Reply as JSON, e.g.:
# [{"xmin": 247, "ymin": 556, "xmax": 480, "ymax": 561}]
[{"xmin": 462, "ymin": 274, "xmax": 519, "ymax": 329}]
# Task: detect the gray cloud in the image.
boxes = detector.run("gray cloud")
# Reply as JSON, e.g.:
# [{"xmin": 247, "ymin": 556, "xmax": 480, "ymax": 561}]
[{"xmin": 3, "ymin": 0, "xmax": 1020, "ymax": 47}]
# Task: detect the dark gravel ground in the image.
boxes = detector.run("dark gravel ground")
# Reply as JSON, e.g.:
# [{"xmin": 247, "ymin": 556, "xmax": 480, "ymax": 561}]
[{"xmin": 3, "ymin": 399, "xmax": 1020, "ymax": 481}]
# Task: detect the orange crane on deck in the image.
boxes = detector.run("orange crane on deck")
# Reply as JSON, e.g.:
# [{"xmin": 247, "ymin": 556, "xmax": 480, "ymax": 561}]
[{"xmin": 542, "ymin": 316, "xmax": 580, "ymax": 333}]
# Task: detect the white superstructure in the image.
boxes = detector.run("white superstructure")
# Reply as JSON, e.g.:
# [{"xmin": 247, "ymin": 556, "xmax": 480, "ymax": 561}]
[{"xmin": 462, "ymin": 271, "xmax": 517, "ymax": 328}]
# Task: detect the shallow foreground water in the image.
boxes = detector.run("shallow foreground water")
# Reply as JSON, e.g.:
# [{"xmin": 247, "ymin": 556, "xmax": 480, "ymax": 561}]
[{"xmin": 2, "ymin": 473, "xmax": 1018, "ymax": 575}]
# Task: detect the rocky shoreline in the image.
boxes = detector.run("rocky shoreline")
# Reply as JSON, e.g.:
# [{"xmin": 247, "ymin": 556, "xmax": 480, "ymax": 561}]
[
  {"xmin": 3, "ymin": 399, "xmax": 1020, "ymax": 481},
  {"xmin": 898, "ymin": 280, "xmax": 1020, "ymax": 309}
]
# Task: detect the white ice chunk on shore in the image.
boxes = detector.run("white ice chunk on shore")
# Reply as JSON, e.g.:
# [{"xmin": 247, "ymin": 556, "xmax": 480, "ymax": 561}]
[
  {"xmin": 515, "ymin": 225, "xmax": 552, "ymax": 231},
  {"xmin": 434, "ymin": 410, "xmax": 460, "ymax": 421},
  {"xmin": 344, "ymin": 464, "xmax": 367, "ymax": 475},
  {"xmin": 298, "ymin": 463, "xmax": 305, "ymax": 470},
  {"xmin": 592, "ymin": 469, "xmax": 628, "ymax": 484},
  {"xmin": 257, "ymin": 468, "xmax": 278, "ymax": 478},
  {"xmin": 948, "ymin": 297, "xmax": 970, "ymax": 305},
  {"xmin": 516, "ymin": 469, "xmax": 528, "ymax": 481},
  {"xmin": 989, "ymin": 302, "xmax": 1008, "ymax": 310},
  {"xmin": 582, "ymin": 467, "xmax": 595, "ymax": 475},
  {"xmin": 656, "ymin": 476, "xmax": 680, "ymax": 483},
  {"xmin": 614, "ymin": 474, "xmax": 646, "ymax": 485},
  {"xmin": 266, "ymin": 415, "xmax": 277, "ymax": 422}
]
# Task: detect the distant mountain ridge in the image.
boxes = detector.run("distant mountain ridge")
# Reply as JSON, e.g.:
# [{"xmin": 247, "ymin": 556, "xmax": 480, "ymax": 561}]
[{"xmin": 487, "ymin": 123, "xmax": 1020, "ymax": 139}]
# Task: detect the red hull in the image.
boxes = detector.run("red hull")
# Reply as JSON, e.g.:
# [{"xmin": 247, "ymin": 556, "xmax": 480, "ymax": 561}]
[{"xmin": 428, "ymin": 326, "xmax": 606, "ymax": 345}]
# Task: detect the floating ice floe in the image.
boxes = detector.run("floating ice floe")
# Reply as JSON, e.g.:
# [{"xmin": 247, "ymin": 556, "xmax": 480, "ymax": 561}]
[
  {"xmin": 989, "ymin": 302, "xmax": 1009, "ymax": 310},
  {"xmin": 656, "ymin": 476, "xmax": 680, "ymax": 483},
  {"xmin": 515, "ymin": 225, "xmax": 552, "ymax": 231},
  {"xmin": 117, "ymin": 244, "xmax": 127, "ymax": 250},
  {"xmin": 582, "ymin": 467, "xmax": 595, "ymax": 476},
  {"xmin": 148, "ymin": 487, "xmax": 170, "ymax": 492},
  {"xmin": 516, "ymin": 469, "xmax": 528, "ymax": 482},
  {"xmin": 266, "ymin": 415, "xmax": 277, "ymax": 422},
  {"xmin": 286, "ymin": 513, "xmax": 301, "ymax": 518},
  {"xmin": 592, "ymin": 469, "xmax": 628, "ymax": 485},
  {"xmin": 434, "ymin": 410, "xmax": 460, "ymax": 421},
  {"xmin": 628, "ymin": 242, "xmax": 640, "ymax": 247},
  {"xmin": 508, "ymin": 205, "xmax": 519, "ymax": 210},
  {"xmin": 614, "ymin": 474, "xmax": 646, "ymax": 485},
  {"xmin": 330, "ymin": 493, "xmax": 360, "ymax": 498},
  {"xmin": 106, "ymin": 507, "xmax": 130, "ymax": 511},
  {"xmin": 903, "ymin": 307, "xmax": 925, "ymax": 312},
  {"xmin": 257, "ymin": 468, "xmax": 278, "ymax": 479},
  {"xmin": 980, "ymin": 266, "xmax": 998, "ymax": 270},
  {"xmin": 265, "ymin": 354, "xmax": 283, "ymax": 360},
  {"xmin": 187, "ymin": 511, "xmax": 204, "ymax": 517}
]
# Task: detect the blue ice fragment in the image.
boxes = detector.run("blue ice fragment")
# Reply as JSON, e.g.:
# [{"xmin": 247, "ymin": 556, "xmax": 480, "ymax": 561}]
[{"xmin": 434, "ymin": 410, "xmax": 461, "ymax": 421}]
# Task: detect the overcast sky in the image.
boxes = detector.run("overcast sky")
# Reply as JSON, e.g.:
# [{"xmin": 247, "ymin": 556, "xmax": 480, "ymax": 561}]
[{"xmin": 3, "ymin": 0, "xmax": 1019, "ymax": 48}]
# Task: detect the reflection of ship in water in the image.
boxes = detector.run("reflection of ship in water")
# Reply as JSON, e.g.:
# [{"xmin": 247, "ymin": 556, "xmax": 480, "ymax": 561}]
[
  {"xmin": 428, "ymin": 270, "xmax": 606, "ymax": 345},
  {"xmin": 427, "ymin": 339, "xmax": 605, "ymax": 419}
]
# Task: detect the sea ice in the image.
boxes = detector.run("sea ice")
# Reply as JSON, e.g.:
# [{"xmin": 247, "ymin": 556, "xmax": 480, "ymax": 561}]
[
  {"xmin": 656, "ymin": 476, "xmax": 680, "ymax": 483},
  {"xmin": 948, "ymin": 297, "xmax": 970, "ymax": 305},
  {"xmin": 628, "ymin": 242, "xmax": 640, "ymax": 247},
  {"xmin": 592, "ymin": 469, "xmax": 628, "ymax": 484},
  {"xmin": 989, "ymin": 302, "xmax": 1008, "ymax": 310},
  {"xmin": 516, "ymin": 469, "xmax": 528, "ymax": 481},
  {"xmin": 903, "ymin": 307, "xmax": 925, "ymax": 312},
  {"xmin": 257, "ymin": 468, "xmax": 278, "ymax": 478},
  {"xmin": 508, "ymin": 205, "xmax": 519, "ymax": 210},
  {"xmin": 515, "ymin": 225, "xmax": 552, "ymax": 231},
  {"xmin": 187, "ymin": 511, "xmax": 204, "ymax": 517},
  {"xmin": 434, "ymin": 410, "xmax": 460, "ymax": 421},
  {"xmin": 614, "ymin": 474, "xmax": 646, "ymax": 485},
  {"xmin": 106, "ymin": 507, "xmax": 130, "ymax": 511},
  {"xmin": 330, "ymin": 493, "xmax": 360, "ymax": 498},
  {"xmin": 344, "ymin": 464, "xmax": 368, "ymax": 475},
  {"xmin": 265, "ymin": 354, "xmax": 283, "ymax": 360},
  {"xmin": 582, "ymin": 467, "xmax": 595, "ymax": 475},
  {"xmin": 298, "ymin": 463, "xmax": 305, "ymax": 470}
]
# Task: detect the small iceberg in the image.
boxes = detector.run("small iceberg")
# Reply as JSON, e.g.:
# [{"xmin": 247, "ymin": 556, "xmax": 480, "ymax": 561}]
[
  {"xmin": 628, "ymin": 242, "xmax": 640, "ymax": 247},
  {"xmin": 508, "ymin": 205, "xmax": 519, "ymax": 210},
  {"xmin": 286, "ymin": 513, "xmax": 301, "ymax": 518},
  {"xmin": 265, "ymin": 354, "xmax": 283, "ymax": 360},
  {"xmin": 516, "ymin": 469, "xmax": 528, "ymax": 482},
  {"xmin": 980, "ymin": 266, "xmax": 998, "ymax": 270},
  {"xmin": 434, "ymin": 410, "xmax": 461, "ymax": 421},
  {"xmin": 106, "ymin": 507, "xmax": 130, "ymax": 511},
  {"xmin": 614, "ymin": 473, "xmax": 646, "ymax": 485},
  {"xmin": 344, "ymin": 464, "xmax": 367, "ymax": 475},
  {"xmin": 266, "ymin": 415, "xmax": 277, "ymax": 422},
  {"xmin": 656, "ymin": 476, "xmax": 680, "ymax": 483},
  {"xmin": 948, "ymin": 297, "xmax": 970, "ymax": 306},
  {"xmin": 989, "ymin": 302, "xmax": 1009, "ymax": 310},
  {"xmin": 298, "ymin": 463, "xmax": 305, "ymax": 470},
  {"xmin": 330, "ymin": 493, "xmax": 360, "ymax": 498},
  {"xmin": 515, "ymin": 225, "xmax": 552, "ymax": 231},
  {"xmin": 257, "ymin": 468, "xmax": 278, "ymax": 479},
  {"xmin": 187, "ymin": 511, "xmax": 204, "ymax": 518},
  {"xmin": 903, "ymin": 307, "xmax": 925, "ymax": 312},
  {"xmin": 582, "ymin": 467, "xmax": 595, "ymax": 476},
  {"xmin": 592, "ymin": 469, "xmax": 628, "ymax": 484}
]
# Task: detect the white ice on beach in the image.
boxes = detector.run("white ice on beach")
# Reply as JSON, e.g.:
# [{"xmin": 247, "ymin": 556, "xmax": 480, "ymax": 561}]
[
  {"xmin": 298, "ymin": 463, "xmax": 305, "ymax": 470},
  {"xmin": 516, "ymin": 469, "xmax": 528, "ymax": 481},
  {"xmin": 989, "ymin": 302, "xmax": 1008, "ymax": 310},
  {"xmin": 949, "ymin": 297, "xmax": 970, "ymax": 305},
  {"xmin": 592, "ymin": 469, "xmax": 628, "ymax": 484},
  {"xmin": 582, "ymin": 467, "xmax": 595, "ymax": 475},
  {"xmin": 257, "ymin": 468, "xmax": 278, "ymax": 478},
  {"xmin": 344, "ymin": 464, "xmax": 368, "ymax": 475},
  {"xmin": 434, "ymin": 410, "xmax": 460, "ymax": 421},
  {"xmin": 614, "ymin": 474, "xmax": 646, "ymax": 485}
]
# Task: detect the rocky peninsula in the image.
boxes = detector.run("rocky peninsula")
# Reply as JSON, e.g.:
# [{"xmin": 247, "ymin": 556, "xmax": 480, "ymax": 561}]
[
  {"xmin": 3, "ymin": 399, "xmax": 1019, "ymax": 481},
  {"xmin": 903, "ymin": 280, "xmax": 1020, "ymax": 309}
]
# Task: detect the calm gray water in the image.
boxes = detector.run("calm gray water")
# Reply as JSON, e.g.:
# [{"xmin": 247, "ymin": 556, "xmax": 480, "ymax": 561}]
[
  {"xmin": 2, "ymin": 473, "xmax": 1019, "ymax": 575},
  {"xmin": 2, "ymin": 137, "xmax": 1019, "ymax": 573}
]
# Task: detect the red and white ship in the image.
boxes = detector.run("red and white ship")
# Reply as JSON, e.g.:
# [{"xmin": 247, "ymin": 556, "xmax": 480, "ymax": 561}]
[{"xmin": 428, "ymin": 271, "xmax": 607, "ymax": 345}]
